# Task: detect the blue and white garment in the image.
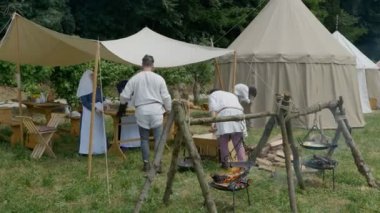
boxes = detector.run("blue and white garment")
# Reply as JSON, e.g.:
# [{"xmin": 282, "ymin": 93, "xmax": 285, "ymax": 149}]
[{"xmin": 76, "ymin": 70, "xmax": 107, "ymax": 155}]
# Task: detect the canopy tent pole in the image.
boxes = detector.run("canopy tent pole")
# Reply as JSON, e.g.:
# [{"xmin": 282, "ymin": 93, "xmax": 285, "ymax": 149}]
[
  {"xmin": 232, "ymin": 51, "xmax": 237, "ymax": 92},
  {"xmin": 88, "ymin": 40, "xmax": 100, "ymax": 178},
  {"xmin": 14, "ymin": 14, "xmax": 24, "ymax": 144},
  {"xmin": 213, "ymin": 59, "xmax": 225, "ymax": 90}
]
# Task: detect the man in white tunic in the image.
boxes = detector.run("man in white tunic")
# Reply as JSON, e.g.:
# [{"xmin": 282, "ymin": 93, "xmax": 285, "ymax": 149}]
[
  {"xmin": 120, "ymin": 55, "xmax": 172, "ymax": 172},
  {"xmin": 76, "ymin": 70, "xmax": 107, "ymax": 155},
  {"xmin": 208, "ymin": 89, "xmax": 247, "ymax": 168}
]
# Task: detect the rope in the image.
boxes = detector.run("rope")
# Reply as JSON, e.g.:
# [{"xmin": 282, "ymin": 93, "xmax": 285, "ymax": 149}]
[
  {"xmin": 0, "ymin": 16, "xmax": 11, "ymax": 35},
  {"xmin": 97, "ymin": 44, "xmax": 111, "ymax": 205}
]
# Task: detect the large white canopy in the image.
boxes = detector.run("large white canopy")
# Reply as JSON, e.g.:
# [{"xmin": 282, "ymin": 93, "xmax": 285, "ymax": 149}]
[
  {"xmin": 0, "ymin": 13, "xmax": 124, "ymax": 66},
  {"xmin": 0, "ymin": 13, "xmax": 232, "ymax": 68},
  {"xmin": 101, "ymin": 27, "xmax": 234, "ymax": 68}
]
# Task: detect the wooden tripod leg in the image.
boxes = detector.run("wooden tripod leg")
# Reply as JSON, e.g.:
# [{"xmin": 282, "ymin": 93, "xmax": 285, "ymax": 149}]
[
  {"xmin": 326, "ymin": 128, "xmax": 341, "ymax": 158},
  {"xmin": 163, "ymin": 132, "xmax": 183, "ymax": 205},
  {"xmin": 336, "ymin": 116, "xmax": 378, "ymax": 188},
  {"xmin": 249, "ymin": 116, "xmax": 276, "ymax": 163},
  {"xmin": 174, "ymin": 101, "xmax": 217, "ymax": 213},
  {"xmin": 279, "ymin": 117, "xmax": 298, "ymax": 213},
  {"xmin": 285, "ymin": 120, "xmax": 305, "ymax": 190}
]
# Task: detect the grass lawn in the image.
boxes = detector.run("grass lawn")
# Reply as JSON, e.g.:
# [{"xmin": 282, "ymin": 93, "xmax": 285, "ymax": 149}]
[{"xmin": 0, "ymin": 112, "xmax": 380, "ymax": 213}]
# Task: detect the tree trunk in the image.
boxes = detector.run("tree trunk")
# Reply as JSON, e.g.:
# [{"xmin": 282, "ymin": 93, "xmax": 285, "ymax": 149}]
[
  {"xmin": 134, "ymin": 111, "xmax": 175, "ymax": 213},
  {"xmin": 193, "ymin": 81, "xmax": 201, "ymax": 106},
  {"xmin": 173, "ymin": 101, "xmax": 217, "ymax": 213}
]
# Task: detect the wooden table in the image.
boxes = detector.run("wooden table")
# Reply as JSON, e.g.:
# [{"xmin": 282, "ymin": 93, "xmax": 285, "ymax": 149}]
[
  {"xmin": 22, "ymin": 101, "xmax": 66, "ymax": 122},
  {"xmin": 104, "ymin": 108, "xmax": 136, "ymax": 159}
]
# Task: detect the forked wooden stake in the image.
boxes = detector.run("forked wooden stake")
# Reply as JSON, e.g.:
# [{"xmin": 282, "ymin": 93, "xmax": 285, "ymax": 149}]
[
  {"xmin": 134, "ymin": 110, "xmax": 175, "ymax": 213},
  {"xmin": 174, "ymin": 101, "xmax": 217, "ymax": 213},
  {"xmin": 277, "ymin": 95, "xmax": 298, "ymax": 213}
]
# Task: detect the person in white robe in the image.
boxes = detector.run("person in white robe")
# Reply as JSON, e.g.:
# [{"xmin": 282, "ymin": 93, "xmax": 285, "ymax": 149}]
[
  {"xmin": 208, "ymin": 89, "xmax": 247, "ymax": 168},
  {"xmin": 76, "ymin": 70, "xmax": 107, "ymax": 155}
]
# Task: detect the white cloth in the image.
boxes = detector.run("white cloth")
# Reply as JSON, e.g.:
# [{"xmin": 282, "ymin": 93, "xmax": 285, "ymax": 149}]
[
  {"xmin": 79, "ymin": 106, "xmax": 107, "ymax": 154},
  {"xmin": 234, "ymin": 83, "xmax": 250, "ymax": 104},
  {"xmin": 120, "ymin": 115, "xmax": 141, "ymax": 148},
  {"xmin": 76, "ymin": 70, "xmax": 93, "ymax": 97},
  {"xmin": 208, "ymin": 91, "xmax": 247, "ymax": 136},
  {"xmin": 95, "ymin": 102, "xmax": 103, "ymax": 112},
  {"xmin": 120, "ymin": 70, "xmax": 172, "ymax": 127},
  {"xmin": 136, "ymin": 114, "xmax": 163, "ymax": 129}
]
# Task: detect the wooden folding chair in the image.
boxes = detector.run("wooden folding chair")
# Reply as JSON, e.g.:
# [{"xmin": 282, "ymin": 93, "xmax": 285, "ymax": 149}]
[{"xmin": 18, "ymin": 115, "xmax": 62, "ymax": 159}]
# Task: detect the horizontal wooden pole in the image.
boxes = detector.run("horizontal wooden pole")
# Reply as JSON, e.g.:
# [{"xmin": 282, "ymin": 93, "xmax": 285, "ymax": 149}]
[
  {"xmin": 286, "ymin": 100, "xmax": 340, "ymax": 120},
  {"xmin": 189, "ymin": 111, "xmax": 275, "ymax": 125}
]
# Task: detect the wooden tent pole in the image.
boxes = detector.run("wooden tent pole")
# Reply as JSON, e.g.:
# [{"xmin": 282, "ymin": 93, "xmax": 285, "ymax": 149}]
[
  {"xmin": 14, "ymin": 14, "xmax": 24, "ymax": 144},
  {"xmin": 213, "ymin": 59, "xmax": 225, "ymax": 90},
  {"xmin": 232, "ymin": 51, "xmax": 237, "ymax": 91},
  {"xmin": 88, "ymin": 41, "xmax": 100, "ymax": 178}
]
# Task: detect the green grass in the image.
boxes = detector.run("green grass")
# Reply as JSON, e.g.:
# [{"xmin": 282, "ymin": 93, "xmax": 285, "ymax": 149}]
[{"xmin": 1, "ymin": 112, "xmax": 380, "ymax": 212}]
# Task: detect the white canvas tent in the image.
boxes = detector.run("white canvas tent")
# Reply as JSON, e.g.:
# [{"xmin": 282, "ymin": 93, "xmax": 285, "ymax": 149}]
[
  {"xmin": 101, "ymin": 27, "xmax": 234, "ymax": 68},
  {"xmin": 218, "ymin": 0, "xmax": 364, "ymax": 128},
  {"xmin": 332, "ymin": 31, "xmax": 380, "ymax": 113}
]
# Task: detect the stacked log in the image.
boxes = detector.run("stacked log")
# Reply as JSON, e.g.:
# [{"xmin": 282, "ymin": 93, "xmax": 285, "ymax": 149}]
[{"xmin": 253, "ymin": 137, "xmax": 293, "ymax": 172}]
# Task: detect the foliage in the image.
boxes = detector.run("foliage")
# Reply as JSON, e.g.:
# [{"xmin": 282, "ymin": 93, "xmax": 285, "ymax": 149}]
[
  {"xmin": 156, "ymin": 67, "xmax": 191, "ymax": 86},
  {"xmin": 0, "ymin": 0, "xmax": 74, "ymax": 34},
  {"xmin": 50, "ymin": 64, "xmax": 86, "ymax": 107},
  {"xmin": 0, "ymin": 62, "xmax": 16, "ymax": 86},
  {"xmin": 49, "ymin": 61, "xmax": 136, "ymax": 106},
  {"xmin": 99, "ymin": 61, "xmax": 137, "ymax": 98}
]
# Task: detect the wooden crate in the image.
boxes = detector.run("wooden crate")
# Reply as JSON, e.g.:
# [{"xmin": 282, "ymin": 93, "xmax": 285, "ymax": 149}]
[
  {"xmin": 192, "ymin": 133, "xmax": 237, "ymax": 162},
  {"xmin": 70, "ymin": 117, "xmax": 81, "ymax": 136},
  {"xmin": 0, "ymin": 107, "xmax": 22, "ymax": 145},
  {"xmin": 370, "ymin": 98, "xmax": 377, "ymax": 110},
  {"xmin": 192, "ymin": 133, "xmax": 219, "ymax": 159}
]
